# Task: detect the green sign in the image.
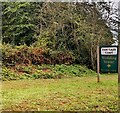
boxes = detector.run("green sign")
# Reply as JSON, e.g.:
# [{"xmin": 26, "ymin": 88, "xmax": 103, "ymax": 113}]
[{"xmin": 100, "ymin": 46, "xmax": 118, "ymax": 73}]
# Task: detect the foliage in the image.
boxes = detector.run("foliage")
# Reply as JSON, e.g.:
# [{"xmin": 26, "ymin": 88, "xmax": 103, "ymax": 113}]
[
  {"xmin": 49, "ymin": 50, "xmax": 74, "ymax": 65},
  {"xmin": 2, "ymin": 2, "xmax": 35, "ymax": 46},
  {"xmin": 2, "ymin": 66, "xmax": 19, "ymax": 81},
  {"xmin": 2, "ymin": 45, "xmax": 74, "ymax": 66},
  {"xmin": 2, "ymin": 2, "xmax": 115, "ymax": 70},
  {"xmin": 2, "ymin": 64, "xmax": 96, "ymax": 81}
]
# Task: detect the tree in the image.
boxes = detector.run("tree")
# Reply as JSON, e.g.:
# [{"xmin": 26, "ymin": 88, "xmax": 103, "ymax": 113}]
[
  {"xmin": 2, "ymin": 2, "xmax": 35, "ymax": 46},
  {"xmin": 2, "ymin": 2, "xmax": 115, "ymax": 70}
]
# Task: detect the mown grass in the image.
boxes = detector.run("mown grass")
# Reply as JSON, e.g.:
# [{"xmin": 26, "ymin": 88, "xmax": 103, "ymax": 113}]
[{"xmin": 2, "ymin": 74, "xmax": 118, "ymax": 111}]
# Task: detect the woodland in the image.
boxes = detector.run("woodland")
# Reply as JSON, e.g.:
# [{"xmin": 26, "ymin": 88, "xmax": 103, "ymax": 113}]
[
  {"xmin": 1, "ymin": 2, "xmax": 119, "ymax": 80},
  {"xmin": 1, "ymin": 2, "xmax": 120, "ymax": 111}
]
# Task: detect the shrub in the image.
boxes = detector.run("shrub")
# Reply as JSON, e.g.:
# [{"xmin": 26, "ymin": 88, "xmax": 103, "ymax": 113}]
[
  {"xmin": 2, "ymin": 45, "xmax": 47, "ymax": 66},
  {"xmin": 49, "ymin": 50, "xmax": 75, "ymax": 65},
  {"xmin": 2, "ymin": 64, "xmax": 96, "ymax": 81},
  {"xmin": 2, "ymin": 45, "xmax": 75, "ymax": 66},
  {"xmin": 2, "ymin": 67, "xmax": 19, "ymax": 80}
]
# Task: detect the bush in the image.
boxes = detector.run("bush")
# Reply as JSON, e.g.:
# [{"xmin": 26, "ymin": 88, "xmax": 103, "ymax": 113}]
[
  {"xmin": 2, "ymin": 67, "xmax": 19, "ymax": 80},
  {"xmin": 49, "ymin": 50, "xmax": 74, "ymax": 65},
  {"xmin": 2, "ymin": 45, "xmax": 74, "ymax": 66},
  {"xmin": 2, "ymin": 64, "xmax": 96, "ymax": 81},
  {"xmin": 2, "ymin": 45, "xmax": 48, "ymax": 66},
  {"xmin": 2, "ymin": 45, "xmax": 96, "ymax": 81}
]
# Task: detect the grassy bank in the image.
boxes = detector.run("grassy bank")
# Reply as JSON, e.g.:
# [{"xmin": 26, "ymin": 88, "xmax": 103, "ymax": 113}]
[{"xmin": 2, "ymin": 74, "xmax": 118, "ymax": 111}]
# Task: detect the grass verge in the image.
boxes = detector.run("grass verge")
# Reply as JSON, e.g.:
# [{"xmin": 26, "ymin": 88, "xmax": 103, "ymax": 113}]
[{"xmin": 2, "ymin": 74, "xmax": 118, "ymax": 111}]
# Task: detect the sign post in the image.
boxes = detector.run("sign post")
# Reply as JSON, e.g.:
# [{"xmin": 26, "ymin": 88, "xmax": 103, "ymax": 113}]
[
  {"xmin": 118, "ymin": 46, "xmax": 120, "ymax": 113},
  {"xmin": 97, "ymin": 46, "xmax": 100, "ymax": 82},
  {"xmin": 118, "ymin": 2, "xmax": 120, "ymax": 112},
  {"xmin": 100, "ymin": 46, "xmax": 118, "ymax": 73},
  {"xmin": 118, "ymin": 47, "xmax": 120, "ymax": 84}
]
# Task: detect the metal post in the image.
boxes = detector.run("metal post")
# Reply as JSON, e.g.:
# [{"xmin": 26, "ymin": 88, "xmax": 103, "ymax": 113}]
[{"xmin": 97, "ymin": 46, "xmax": 100, "ymax": 82}]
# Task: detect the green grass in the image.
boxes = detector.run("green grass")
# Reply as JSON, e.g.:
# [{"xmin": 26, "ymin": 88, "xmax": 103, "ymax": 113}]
[{"xmin": 2, "ymin": 74, "xmax": 118, "ymax": 111}]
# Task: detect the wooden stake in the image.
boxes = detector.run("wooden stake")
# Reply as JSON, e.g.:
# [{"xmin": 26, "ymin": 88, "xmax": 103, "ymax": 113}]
[
  {"xmin": 118, "ymin": 44, "xmax": 120, "ymax": 113},
  {"xmin": 118, "ymin": 1, "xmax": 120, "ymax": 84},
  {"xmin": 97, "ymin": 46, "xmax": 100, "ymax": 82},
  {"xmin": 118, "ymin": 2, "xmax": 120, "ymax": 112},
  {"xmin": 118, "ymin": 27, "xmax": 120, "ymax": 113},
  {"xmin": 118, "ymin": 47, "xmax": 120, "ymax": 84}
]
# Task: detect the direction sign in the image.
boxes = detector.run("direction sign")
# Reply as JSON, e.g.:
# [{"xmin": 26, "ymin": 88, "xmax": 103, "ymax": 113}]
[{"xmin": 100, "ymin": 46, "xmax": 118, "ymax": 73}]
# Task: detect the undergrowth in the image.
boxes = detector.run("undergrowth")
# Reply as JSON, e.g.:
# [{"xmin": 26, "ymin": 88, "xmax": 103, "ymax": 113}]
[
  {"xmin": 2, "ymin": 64, "xmax": 96, "ymax": 81},
  {"xmin": 2, "ymin": 45, "xmax": 96, "ymax": 81}
]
